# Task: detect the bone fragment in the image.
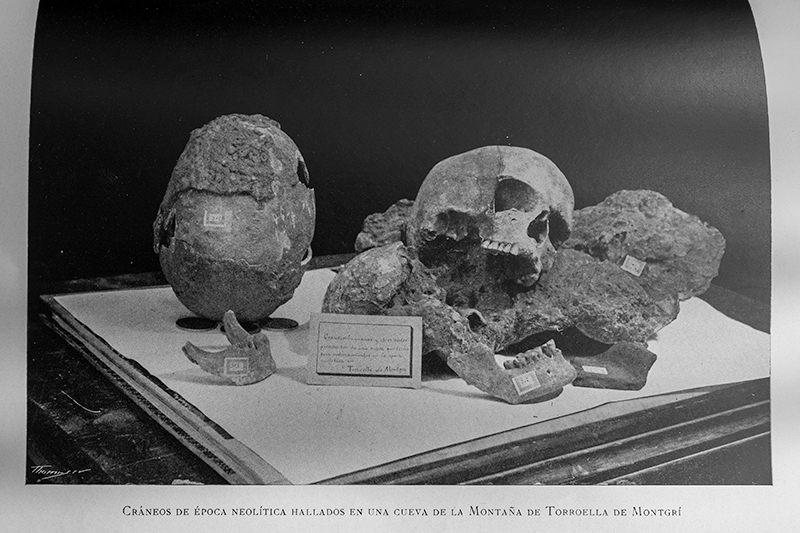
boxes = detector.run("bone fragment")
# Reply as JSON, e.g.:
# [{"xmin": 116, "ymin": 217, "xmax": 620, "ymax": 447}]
[
  {"xmin": 567, "ymin": 341, "xmax": 657, "ymax": 391},
  {"xmin": 354, "ymin": 198, "xmax": 415, "ymax": 252},
  {"xmin": 183, "ymin": 310, "xmax": 276, "ymax": 385}
]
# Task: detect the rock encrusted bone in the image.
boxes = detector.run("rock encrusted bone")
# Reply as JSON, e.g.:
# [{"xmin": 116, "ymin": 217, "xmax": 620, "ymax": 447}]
[
  {"xmin": 323, "ymin": 242, "xmax": 672, "ymax": 401},
  {"xmin": 352, "ymin": 189, "xmax": 725, "ymax": 303},
  {"xmin": 323, "ymin": 243, "xmax": 577, "ymax": 404},
  {"xmin": 354, "ymin": 198, "xmax": 414, "ymax": 252},
  {"xmin": 325, "ymin": 149, "xmax": 725, "ymax": 403},
  {"xmin": 564, "ymin": 189, "xmax": 725, "ymax": 300},
  {"xmin": 183, "ymin": 310, "xmax": 276, "ymax": 385}
]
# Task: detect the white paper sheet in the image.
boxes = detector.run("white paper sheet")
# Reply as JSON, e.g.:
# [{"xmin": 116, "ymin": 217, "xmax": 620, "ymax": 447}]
[{"xmin": 54, "ymin": 269, "xmax": 769, "ymax": 484}]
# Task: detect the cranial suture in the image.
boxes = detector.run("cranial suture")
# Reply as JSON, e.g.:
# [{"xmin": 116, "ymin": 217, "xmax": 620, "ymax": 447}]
[{"xmin": 325, "ymin": 146, "xmax": 725, "ymax": 404}]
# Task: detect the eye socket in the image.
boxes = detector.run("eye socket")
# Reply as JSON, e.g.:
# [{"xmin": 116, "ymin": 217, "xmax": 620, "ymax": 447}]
[
  {"xmin": 527, "ymin": 212, "xmax": 549, "ymax": 243},
  {"xmin": 495, "ymin": 178, "xmax": 537, "ymax": 211}
]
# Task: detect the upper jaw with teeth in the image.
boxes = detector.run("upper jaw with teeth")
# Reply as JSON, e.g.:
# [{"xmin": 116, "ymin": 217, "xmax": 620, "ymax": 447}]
[{"xmin": 481, "ymin": 239, "xmax": 520, "ymax": 256}]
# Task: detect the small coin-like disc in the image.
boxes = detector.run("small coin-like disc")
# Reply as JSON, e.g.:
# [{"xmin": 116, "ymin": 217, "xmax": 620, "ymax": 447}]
[
  {"xmin": 220, "ymin": 321, "xmax": 262, "ymax": 335},
  {"xmin": 175, "ymin": 316, "xmax": 218, "ymax": 332},
  {"xmin": 261, "ymin": 317, "xmax": 299, "ymax": 331}
]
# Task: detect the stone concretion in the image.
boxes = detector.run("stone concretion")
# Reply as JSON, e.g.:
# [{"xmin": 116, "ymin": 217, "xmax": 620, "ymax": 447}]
[
  {"xmin": 354, "ymin": 198, "xmax": 415, "ymax": 252},
  {"xmin": 564, "ymin": 189, "xmax": 725, "ymax": 301}
]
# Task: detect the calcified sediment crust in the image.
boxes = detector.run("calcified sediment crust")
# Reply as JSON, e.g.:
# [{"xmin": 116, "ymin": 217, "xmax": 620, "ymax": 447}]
[
  {"xmin": 352, "ymin": 190, "xmax": 724, "ymax": 304},
  {"xmin": 354, "ymin": 198, "xmax": 415, "ymax": 252},
  {"xmin": 323, "ymin": 242, "xmax": 672, "ymax": 403},
  {"xmin": 326, "ymin": 149, "xmax": 725, "ymax": 403},
  {"xmin": 564, "ymin": 189, "xmax": 725, "ymax": 301},
  {"xmin": 323, "ymin": 243, "xmax": 576, "ymax": 404}
]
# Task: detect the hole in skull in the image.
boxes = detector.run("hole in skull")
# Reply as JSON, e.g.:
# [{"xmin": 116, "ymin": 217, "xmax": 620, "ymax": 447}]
[
  {"xmin": 296, "ymin": 159, "xmax": 310, "ymax": 186},
  {"xmin": 495, "ymin": 178, "xmax": 538, "ymax": 211},
  {"xmin": 527, "ymin": 212, "xmax": 549, "ymax": 243},
  {"xmin": 158, "ymin": 210, "xmax": 176, "ymax": 248},
  {"xmin": 466, "ymin": 311, "xmax": 485, "ymax": 330}
]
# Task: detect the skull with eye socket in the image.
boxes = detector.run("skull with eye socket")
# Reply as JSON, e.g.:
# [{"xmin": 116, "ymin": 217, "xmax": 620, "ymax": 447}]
[
  {"xmin": 324, "ymin": 146, "xmax": 677, "ymax": 404},
  {"xmin": 326, "ymin": 147, "xmax": 581, "ymax": 404},
  {"xmin": 406, "ymin": 145, "xmax": 574, "ymax": 312}
]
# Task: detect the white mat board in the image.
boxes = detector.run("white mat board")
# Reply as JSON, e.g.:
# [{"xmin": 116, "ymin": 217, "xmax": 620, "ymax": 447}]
[{"xmin": 54, "ymin": 269, "xmax": 770, "ymax": 484}]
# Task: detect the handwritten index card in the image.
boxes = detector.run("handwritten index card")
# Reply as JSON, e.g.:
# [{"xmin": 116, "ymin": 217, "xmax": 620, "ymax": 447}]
[{"xmin": 307, "ymin": 313, "xmax": 422, "ymax": 389}]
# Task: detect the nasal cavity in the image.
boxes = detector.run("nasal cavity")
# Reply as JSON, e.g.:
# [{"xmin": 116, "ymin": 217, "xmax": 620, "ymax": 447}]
[{"xmin": 527, "ymin": 212, "xmax": 549, "ymax": 243}]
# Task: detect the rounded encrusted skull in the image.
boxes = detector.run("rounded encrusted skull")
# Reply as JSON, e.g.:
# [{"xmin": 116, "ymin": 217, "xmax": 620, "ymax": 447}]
[{"xmin": 153, "ymin": 114, "xmax": 315, "ymax": 322}]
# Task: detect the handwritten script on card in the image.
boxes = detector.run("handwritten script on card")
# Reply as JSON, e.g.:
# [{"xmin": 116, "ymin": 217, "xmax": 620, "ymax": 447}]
[
  {"xmin": 307, "ymin": 313, "xmax": 422, "ymax": 389},
  {"xmin": 317, "ymin": 322, "xmax": 413, "ymax": 377}
]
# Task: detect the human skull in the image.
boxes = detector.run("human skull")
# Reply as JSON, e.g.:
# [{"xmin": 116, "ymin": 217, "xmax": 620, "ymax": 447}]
[
  {"xmin": 323, "ymin": 148, "xmax": 678, "ymax": 404},
  {"xmin": 153, "ymin": 114, "xmax": 315, "ymax": 322},
  {"xmin": 406, "ymin": 146, "xmax": 573, "ymax": 289},
  {"xmin": 405, "ymin": 146, "xmax": 573, "ymax": 317}
]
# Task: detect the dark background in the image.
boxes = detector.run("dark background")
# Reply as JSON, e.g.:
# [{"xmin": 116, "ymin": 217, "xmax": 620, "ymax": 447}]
[{"xmin": 28, "ymin": 0, "xmax": 770, "ymax": 304}]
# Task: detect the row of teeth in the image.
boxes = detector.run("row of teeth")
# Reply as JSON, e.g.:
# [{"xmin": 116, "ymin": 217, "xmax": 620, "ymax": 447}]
[{"xmin": 481, "ymin": 239, "xmax": 520, "ymax": 256}]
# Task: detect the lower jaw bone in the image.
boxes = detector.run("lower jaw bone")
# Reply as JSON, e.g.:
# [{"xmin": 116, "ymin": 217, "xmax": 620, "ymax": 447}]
[
  {"xmin": 447, "ymin": 339, "xmax": 577, "ymax": 404},
  {"xmin": 182, "ymin": 310, "xmax": 276, "ymax": 385}
]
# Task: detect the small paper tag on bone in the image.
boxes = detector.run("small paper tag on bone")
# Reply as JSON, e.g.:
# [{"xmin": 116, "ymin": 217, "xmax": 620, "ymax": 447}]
[
  {"xmin": 512, "ymin": 370, "xmax": 542, "ymax": 396},
  {"xmin": 203, "ymin": 209, "xmax": 233, "ymax": 231},
  {"xmin": 621, "ymin": 255, "xmax": 646, "ymax": 276},
  {"xmin": 582, "ymin": 365, "xmax": 609, "ymax": 375},
  {"xmin": 224, "ymin": 357, "xmax": 250, "ymax": 376}
]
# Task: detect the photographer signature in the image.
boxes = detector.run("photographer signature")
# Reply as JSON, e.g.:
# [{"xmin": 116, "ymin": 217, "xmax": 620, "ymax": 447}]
[{"xmin": 30, "ymin": 465, "xmax": 91, "ymax": 482}]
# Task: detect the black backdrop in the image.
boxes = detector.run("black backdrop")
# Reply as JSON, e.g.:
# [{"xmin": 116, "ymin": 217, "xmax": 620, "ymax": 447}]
[{"xmin": 28, "ymin": 0, "xmax": 770, "ymax": 304}]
